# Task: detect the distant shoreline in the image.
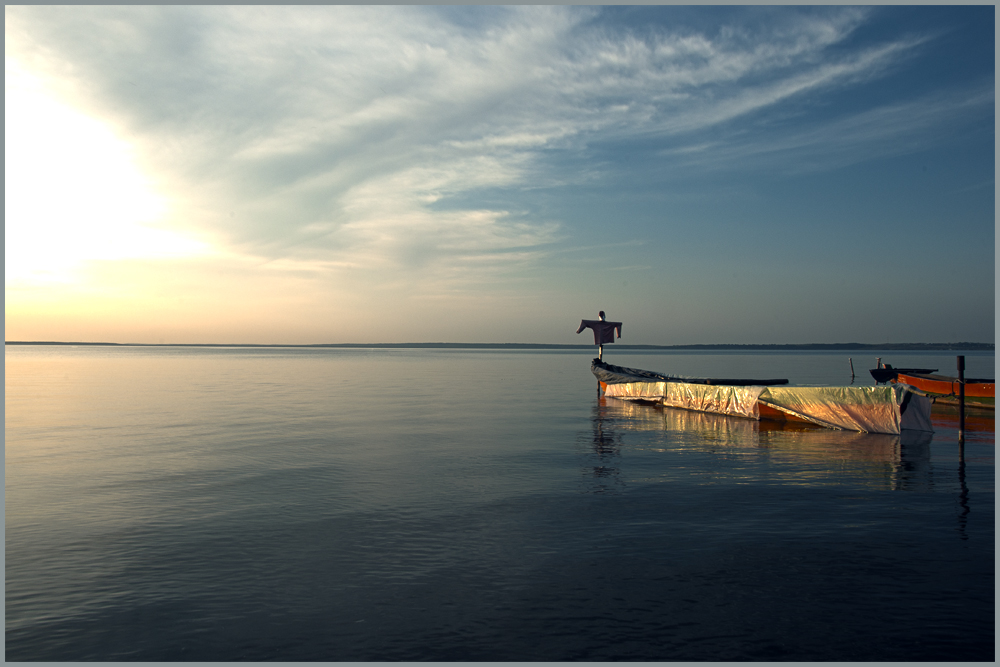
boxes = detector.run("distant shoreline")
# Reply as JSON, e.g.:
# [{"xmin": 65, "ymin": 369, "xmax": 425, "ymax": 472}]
[{"xmin": 5, "ymin": 341, "xmax": 995, "ymax": 351}]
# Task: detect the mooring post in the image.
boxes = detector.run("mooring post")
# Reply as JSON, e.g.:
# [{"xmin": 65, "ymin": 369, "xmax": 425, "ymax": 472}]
[
  {"xmin": 849, "ymin": 357, "xmax": 855, "ymax": 381},
  {"xmin": 957, "ymin": 355, "xmax": 965, "ymax": 445},
  {"xmin": 594, "ymin": 341, "xmax": 600, "ymax": 395}
]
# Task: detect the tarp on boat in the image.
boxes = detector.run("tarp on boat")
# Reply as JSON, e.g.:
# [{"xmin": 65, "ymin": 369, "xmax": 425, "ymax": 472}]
[
  {"xmin": 662, "ymin": 382, "xmax": 765, "ymax": 419},
  {"xmin": 759, "ymin": 385, "xmax": 932, "ymax": 434},
  {"xmin": 605, "ymin": 382, "xmax": 765, "ymax": 419},
  {"xmin": 603, "ymin": 381, "xmax": 932, "ymax": 435},
  {"xmin": 893, "ymin": 384, "xmax": 934, "ymax": 432}
]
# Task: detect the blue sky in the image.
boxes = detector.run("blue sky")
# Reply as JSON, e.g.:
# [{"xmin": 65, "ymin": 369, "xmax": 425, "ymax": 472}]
[{"xmin": 5, "ymin": 5, "xmax": 995, "ymax": 344}]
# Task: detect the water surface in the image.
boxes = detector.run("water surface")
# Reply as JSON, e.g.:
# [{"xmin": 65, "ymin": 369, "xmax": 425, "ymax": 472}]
[{"xmin": 5, "ymin": 346, "xmax": 994, "ymax": 660}]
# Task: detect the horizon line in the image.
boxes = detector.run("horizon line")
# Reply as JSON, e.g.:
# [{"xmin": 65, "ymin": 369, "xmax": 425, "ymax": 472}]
[{"xmin": 4, "ymin": 341, "xmax": 995, "ymax": 351}]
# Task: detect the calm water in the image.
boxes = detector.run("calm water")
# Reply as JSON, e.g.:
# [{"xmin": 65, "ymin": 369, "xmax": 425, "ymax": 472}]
[{"xmin": 5, "ymin": 346, "xmax": 995, "ymax": 661}]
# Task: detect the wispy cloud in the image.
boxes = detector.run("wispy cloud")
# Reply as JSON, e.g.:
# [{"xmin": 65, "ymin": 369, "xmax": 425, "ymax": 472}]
[
  {"xmin": 659, "ymin": 85, "xmax": 995, "ymax": 173},
  {"xmin": 5, "ymin": 5, "xmax": 975, "ymax": 292}
]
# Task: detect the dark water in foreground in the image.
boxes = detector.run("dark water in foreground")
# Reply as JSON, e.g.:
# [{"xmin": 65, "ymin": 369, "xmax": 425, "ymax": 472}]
[{"xmin": 5, "ymin": 346, "xmax": 995, "ymax": 661}]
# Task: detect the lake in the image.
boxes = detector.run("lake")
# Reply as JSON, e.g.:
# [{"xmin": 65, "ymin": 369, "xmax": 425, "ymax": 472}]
[{"xmin": 5, "ymin": 345, "xmax": 994, "ymax": 661}]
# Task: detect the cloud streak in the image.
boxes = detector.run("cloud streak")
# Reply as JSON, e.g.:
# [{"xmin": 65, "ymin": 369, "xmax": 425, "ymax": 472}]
[
  {"xmin": 5, "ymin": 6, "xmax": 988, "ymax": 296},
  {"xmin": 658, "ymin": 85, "xmax": 995, "ymax": 173}
]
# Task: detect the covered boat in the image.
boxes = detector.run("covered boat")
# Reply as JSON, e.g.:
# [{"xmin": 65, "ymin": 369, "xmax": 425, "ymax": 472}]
[
  {"xmin": 592, "ymin": 359, "xmax": 789, "ymax": 386},
  {"xmin": 893, "ymin": 371, "xmax": 994, "ymax": 409},
  {"xmin": 593, "ymin": 359, "xmax": 933, "ymax": 435}
]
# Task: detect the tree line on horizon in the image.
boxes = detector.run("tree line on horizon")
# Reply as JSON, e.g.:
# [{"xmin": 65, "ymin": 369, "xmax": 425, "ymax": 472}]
[{"xmin": 5, "ymin": 341, "xmax": 995, "ymax": 351}]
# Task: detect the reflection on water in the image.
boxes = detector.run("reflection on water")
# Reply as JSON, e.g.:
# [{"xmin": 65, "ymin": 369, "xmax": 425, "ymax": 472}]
[
  {"xmin": 957, "ymin": 454, "xmax": 970, "ymax": 540},
  {"xmin": 929, "ymin": 405, "xmax": 996, "ymax": 436},
  {"xmin": 591, "ymin": 397, "xmax": 935, "ymax": 492},
  {"xmin": 581, "ymin": 402, "xmax": 625, "ymax": 492}
]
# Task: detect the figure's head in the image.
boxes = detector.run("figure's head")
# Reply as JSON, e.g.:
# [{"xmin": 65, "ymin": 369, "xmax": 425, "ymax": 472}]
[{"xmin": 598, "ymin": 311, "xmax": 606, "ymax": 321}]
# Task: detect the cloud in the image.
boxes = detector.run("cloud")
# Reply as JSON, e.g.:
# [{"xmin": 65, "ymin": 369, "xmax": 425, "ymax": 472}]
[
  {"xmin": 658, "ymin": 85, "xmax": 995, "ymax": 173},
  {"xmin": 4, "ymin": 5, "xmax": 961, "ymax": 293}
]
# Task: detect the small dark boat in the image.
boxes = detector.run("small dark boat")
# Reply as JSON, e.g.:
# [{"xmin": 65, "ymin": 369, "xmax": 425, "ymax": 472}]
[
  {"xmin": 869, "ymin": 364, "xmax": 938, "ymax": 384},
  {"xmin": 592, "ymin": 359, "xmax": 789, "ymax": 387}
]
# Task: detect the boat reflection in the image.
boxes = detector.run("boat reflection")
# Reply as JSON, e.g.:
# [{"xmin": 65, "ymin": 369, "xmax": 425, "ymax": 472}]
[
  {"xmin": 589, "ymin": 396, "xmax": 936, "ymax": 491},
  {"xmin": 928, "ymin": 405, "xmax": 995, "ymax": 442},
  {"xmin": 581, "ymin": 402, "xmax": 625, "ymax": 492}
]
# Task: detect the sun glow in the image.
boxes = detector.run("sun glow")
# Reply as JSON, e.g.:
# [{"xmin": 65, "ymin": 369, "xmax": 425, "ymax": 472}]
[{"xmin": 5, "ymin": 58, "xmax": 210, "ymax": 286}]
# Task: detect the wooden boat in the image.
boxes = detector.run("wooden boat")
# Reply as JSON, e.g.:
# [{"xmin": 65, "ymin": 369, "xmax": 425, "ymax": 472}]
[
  {"xmin": 592, "ymin": 359, "xmax": 789, "ymax": 389},
  {"xmin": 892, "ymin": 371, "xmax": 994, "ymax": 408},
  {"xmin": 592, "ymin": 360, "xmax": 810, "ymax": 425},
  {"xmin": 869, "ymin": 363, "xmax": 993, "ymax": 409},
  {"xmin": 894, "ymin": 372, "xmax": 994, "ymax": 397},
  {"xmin": 592, "ymin": 359, "xmax": 933, "ymax": 434}
]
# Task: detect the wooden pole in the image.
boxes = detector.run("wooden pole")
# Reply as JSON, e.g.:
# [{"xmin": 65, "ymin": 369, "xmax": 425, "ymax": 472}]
[
  {"xmin": 849, "ymin": 357, "xmax": 854, "ymax": 381},
  {"xmin": 957, "ymin": 355, "xmax": 965, "ymax": 444},
  {"xmin": 597, "ymin": 343, "xmax": 603, "ymax": 394}
]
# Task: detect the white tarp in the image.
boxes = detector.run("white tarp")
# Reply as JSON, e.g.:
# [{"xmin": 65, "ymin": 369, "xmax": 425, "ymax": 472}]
[
  {"xmin": 759, "ymin": 385, "xmax": 933, "ymax": 435},
  {"xmin": 604, "ymin": 381, "xmax": 933, "ymax": 435},
  {"xmin": 759, "ymin": 386, "xmax": 897, "ymax": 433},
  {"xmin": 661, "ymin": 382, "xmax": 765, "ymax": 419},
  {"xmin": 605, "ymin": 381, "xmax": 667, "ymax": 402},
  {"xmin": 605, "ymin": 381, "xmax": 764, "ymax": 419}
]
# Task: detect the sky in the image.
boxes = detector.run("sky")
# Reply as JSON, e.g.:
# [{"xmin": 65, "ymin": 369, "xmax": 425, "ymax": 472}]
[{"xmin": 5, "ymin": 5, "xmax": 995, "ymax": 345}]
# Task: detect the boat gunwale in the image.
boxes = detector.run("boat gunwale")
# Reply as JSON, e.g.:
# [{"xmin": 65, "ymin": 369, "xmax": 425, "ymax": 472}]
[{"xmin": 896, "ymin": 372, "xmax": 994, "ymax": 385}]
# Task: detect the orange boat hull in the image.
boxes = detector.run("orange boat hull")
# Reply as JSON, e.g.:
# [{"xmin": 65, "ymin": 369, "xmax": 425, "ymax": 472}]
[
  {"xmin": 757, "ymin": 402, "xmax": 822, "ymax": 425},
  {"xmin": 894, "ymin": 374, "xmax": 994, "ymax": 399}
]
